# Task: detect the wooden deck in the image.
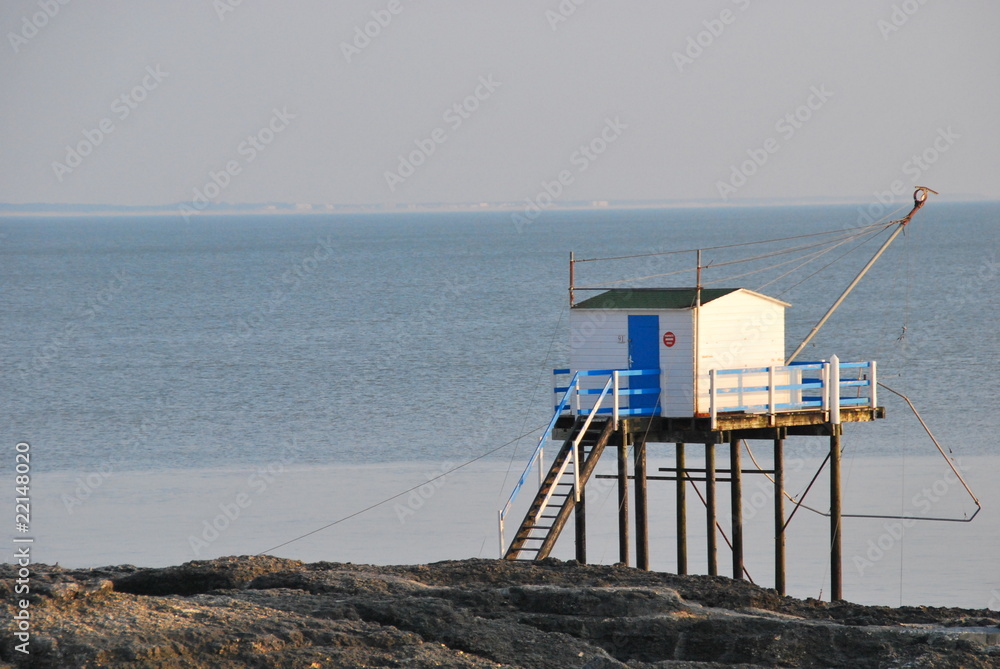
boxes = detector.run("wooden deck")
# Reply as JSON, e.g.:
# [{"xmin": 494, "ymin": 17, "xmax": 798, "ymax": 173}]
[{"xmin": 555, "ymin": 406, "xmax": 884, "ymax": 444}]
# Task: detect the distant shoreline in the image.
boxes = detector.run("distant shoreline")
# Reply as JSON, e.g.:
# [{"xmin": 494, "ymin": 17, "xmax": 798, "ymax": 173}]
[{"xmin": 1, "ymin": 197, "xmax": 995, "ymax": 219}]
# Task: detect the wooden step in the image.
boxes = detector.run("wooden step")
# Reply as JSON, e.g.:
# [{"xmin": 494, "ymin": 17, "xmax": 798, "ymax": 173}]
[{"xmin": 503, "ymin": 415, "xmax": 613, "ymax": 561}]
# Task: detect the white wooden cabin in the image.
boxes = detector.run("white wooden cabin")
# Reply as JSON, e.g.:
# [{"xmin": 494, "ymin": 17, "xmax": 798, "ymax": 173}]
[{"xmin": 568, "ymin": 288, "xmax": 791, "ymax": 417}]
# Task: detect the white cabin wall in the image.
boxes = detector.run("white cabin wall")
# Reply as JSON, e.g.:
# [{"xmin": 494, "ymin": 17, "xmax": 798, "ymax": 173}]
[
  {"xmin": 694, "ymin": 292, "xmax": 787, "ymax": 413},
  {"xmin": 568, "ymin": 310, "xmax": 628, "ymax": 411},
  {"xmin": 656, "ymin": 310, "xmax": 695, "ymax": 417}
]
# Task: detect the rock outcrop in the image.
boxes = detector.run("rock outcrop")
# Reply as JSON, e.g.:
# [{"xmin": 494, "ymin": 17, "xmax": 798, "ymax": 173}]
[{"xmin": 2, "ymin": 556, "xmax": 999, "ymax": 668}]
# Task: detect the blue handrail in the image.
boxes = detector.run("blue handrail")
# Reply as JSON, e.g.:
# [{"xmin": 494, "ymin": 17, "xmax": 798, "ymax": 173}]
[{"xmin": 553, "ymin": 368, "xmax": 661, "ymax": 417}]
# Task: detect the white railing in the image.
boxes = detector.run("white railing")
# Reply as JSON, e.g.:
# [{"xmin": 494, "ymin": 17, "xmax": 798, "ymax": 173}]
[{"xmin": 708, "ymin": 355, "xmax": 877, "ymax": 429}]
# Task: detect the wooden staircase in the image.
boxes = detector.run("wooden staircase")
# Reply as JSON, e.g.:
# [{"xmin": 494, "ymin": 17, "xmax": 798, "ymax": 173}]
[{"xmin": 503, "ymin": 416, "xmax": 614, "ymax": 560}]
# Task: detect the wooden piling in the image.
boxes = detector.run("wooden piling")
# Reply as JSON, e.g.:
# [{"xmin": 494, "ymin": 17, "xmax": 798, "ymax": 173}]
[
  {"xmin": 705, "ymin": 442, "xmax": 718, "ymax": 576},
  {"xmin": 575, "ymin": 487, "xmax": 587, "ymax": 564},
  {"xmin": 830, "ymin": 425, "xmax": 843, "ymax": 601},
  {"xmin": 730, "ymin": 437, "xmax": 744, "ymax": 580},
  {"xmin": 774, "ymin": 436, "xmax": 786, "ymax": 595},
  {"xmin": 676, "ymin": 443, "xmax": 687, "ymax": 575},
  {"xmin": 634, "ymin": 437, "xmax": 649, "ymax": 571},
  {"xmin": 617, "ymin": 432, "xmax": 630, "ymax": 566}
]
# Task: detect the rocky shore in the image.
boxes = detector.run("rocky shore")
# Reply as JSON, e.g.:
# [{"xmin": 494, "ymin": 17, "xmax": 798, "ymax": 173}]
[{"xmin": 2, "ymin": 556, "xmax": 999, "ymax": 668}]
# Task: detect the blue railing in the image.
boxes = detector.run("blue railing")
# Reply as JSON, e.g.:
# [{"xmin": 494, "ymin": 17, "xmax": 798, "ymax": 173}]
[
  {"xmin": 709, "ymin": 356, "xmax": 876, "ymax": 428},
  {"xmin": 552, "ymin": 368, "xmax": 661, "ymax": 417}
]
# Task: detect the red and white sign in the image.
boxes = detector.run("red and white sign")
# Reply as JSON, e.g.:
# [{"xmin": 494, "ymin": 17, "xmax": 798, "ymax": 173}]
[{"xmin": 662, "ymin": 331, "xmax": 676, "ymax": 347}]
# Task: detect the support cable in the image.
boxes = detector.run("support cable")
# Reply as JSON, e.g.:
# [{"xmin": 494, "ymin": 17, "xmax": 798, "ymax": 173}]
[
  {"xmin": 758, "ymin": 225, "xmax": 891, "ymax": 294},
  {"xmin": 706, "ymin": 226, "xmax": 889, "ymax": 287},
  {"xmin": 877, "ymin": 382, "xmax": 981, "ymax": 509},
  {"xmin": 773, "ymin": 227, "xmax": 894, "ymax": 299},
  {"xmin": 699, "ymin": 224, "xmax": 894, "ymax": 272},
  {"xmin": 257, "ymin": 423, "xmax": 549, "ymax": 556},
  {"xmin": 574, "ymin": 219, "xmax": 895, "ymax": 264},
  {"xmin": 786, "ymin": 187, "xmax": 937, "ymax": 364},
  {"xmin": 683, "ymin": 471, "xmax": 755, "ymax": 583},
  {"xmin": 743, "ymin": 382, "xmax": 983, "ymax": 527},
  {"xmin": 582, "ymin": 223, "xmax": 894, "ymax": 290}
]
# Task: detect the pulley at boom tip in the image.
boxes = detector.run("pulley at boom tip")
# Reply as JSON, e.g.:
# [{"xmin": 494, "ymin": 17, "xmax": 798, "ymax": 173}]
[{"xmin": 903, "ymin": 186, "xmax": 939, "ymax": 225}]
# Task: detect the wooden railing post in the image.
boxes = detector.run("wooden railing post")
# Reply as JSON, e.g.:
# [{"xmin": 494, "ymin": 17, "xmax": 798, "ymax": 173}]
[
  {"xmin": 830, "ymin": 354, "xmax": 841, "ymax": 425},
  {"xmin": 869, "ymin": 361, "xmax": 877, "ymax": 408},
  {"xmin": 709, "ymin": 369, "xmax": 718, "ymax": 429},
  {"xmin": 612, "ymin": 370, "xmax": 620, "ymax": 428}
]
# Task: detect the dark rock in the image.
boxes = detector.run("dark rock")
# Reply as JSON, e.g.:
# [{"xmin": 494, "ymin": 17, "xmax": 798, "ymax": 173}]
[
  {"xmin": 2, "ymin": 557, "xmax": 998, "ymax": 668},
  {"xmin": 112, "ymin": 554, "xmax": 303, "ymax": 596}
]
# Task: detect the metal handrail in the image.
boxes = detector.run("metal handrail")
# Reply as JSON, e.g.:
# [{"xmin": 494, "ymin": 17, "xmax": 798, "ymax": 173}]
[
  {"xmin": 533, "ymin": 377, "xmax": 613, "ymax": 525},
  {"xmin": 498, "ymin": 370, "xmax": 585, "ymax": 556},
  {"xmin": 498, "ymin": 367, "xmax": 659, "ymax": 556}
]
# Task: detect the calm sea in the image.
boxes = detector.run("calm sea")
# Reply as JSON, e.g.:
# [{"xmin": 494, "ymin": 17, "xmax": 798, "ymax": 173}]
[{"xmin": 2, "ymin": 203, "xmax": 998, "ymax": 607}]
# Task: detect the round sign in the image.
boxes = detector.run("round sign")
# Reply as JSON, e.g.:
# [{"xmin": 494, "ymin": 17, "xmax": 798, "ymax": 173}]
[{"xmin": 662, "ymin": 331, "xmax": 676, "ymax": 347}]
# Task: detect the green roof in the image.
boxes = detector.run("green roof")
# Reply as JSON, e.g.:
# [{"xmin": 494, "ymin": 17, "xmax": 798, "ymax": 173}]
[{"xmin": 572, "ymin": 288, "xmax": 740, "ymax": 310}]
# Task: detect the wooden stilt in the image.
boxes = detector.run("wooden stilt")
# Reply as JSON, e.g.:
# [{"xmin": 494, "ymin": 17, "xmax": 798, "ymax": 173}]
[
  {"xmin": 830, "ymin": 425, "xmax": 843, "ymax": 601},
  {"xmin": 676, "ymin": 442, "xmax": 688, "ymax": 575},
  {"xmin": 575, "ymin": 486, "xmax": 587, "ymax": 564},
  {"xmin": 774, "ymin": 436, "xmax": 786, "ymax": 595},
  {"xmin": 634, "ymin": 437, "xmax": 649, "ymax": 571},
  {"xmin": 730, "ymin": 437, "xmax": 744, "ymax": 580},
  {"xmin": 617, "ymin": 431, "xmax": 630, "ymax": 566},
  {"xmin": 705, "ymin": 442, "xmax": 718, "ymax": 576}
]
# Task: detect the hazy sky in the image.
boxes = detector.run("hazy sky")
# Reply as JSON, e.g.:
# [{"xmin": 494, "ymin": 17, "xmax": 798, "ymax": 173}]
[{"xmin": 2, "ymin": 1, "xmax": 998, "ymax": 207}]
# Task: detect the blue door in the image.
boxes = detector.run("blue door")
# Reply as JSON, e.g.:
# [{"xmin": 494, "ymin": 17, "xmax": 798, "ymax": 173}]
[{"xmin": 628, "ymin": 315, "xmax": 660, "ymax": 414}]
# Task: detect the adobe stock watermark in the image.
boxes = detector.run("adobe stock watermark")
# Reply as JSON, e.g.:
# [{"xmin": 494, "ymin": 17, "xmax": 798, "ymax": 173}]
[
  {"xmin": 17, "ymin": 270, "xmax": 131, "ymax": 380},
  {"xmin": 188, "ymin": 437, "xmax": 301, "ymax": 556},
  {"xmin": 895, "ymin": 250, "xmax": 997, "ymax": 362},
  {"xmin": 222, "ymin": 234, "xmax": 335, "ymax": 348},
  {"xmin": 852, "ymin": 459, "xmax": 968, "ymax": 577},
  {"xmin": 178, "ymin": 107, "xmax": 295, "ymax": 221},
  {"xmin": 716, "ymin": 85, "xmax": 833, "ymax": 201},
  {"xmin": 7, "ymin": 0, "xmax": 71, "ymax": 53},
  {"xmin": 988, "ymin": 589, "xmax": 1000, "ymax": 611},
  {"xmin": 383, "ymin": 276, "xmax": 470, "ymax": 359},
  {"xmin": 511, "ymin": 116, "xmax": 627, "ymax": 232},
  {"xmin": 394, "ymin": 461, "xmax": 455, "ymax": 524},
  {"xmin": 877, "ymin": 0, "xmax": 931, "ymax": 40},
  {"xmin": 213, "ymin": 0, "xmax": 246, "ymax": 22},
  {"xmin": 51, "ymin": 65, "xmax": 169, "ymax": 182},
  {"xmin": 341, "ymin": 0, "xmax": 413, "ymax": 63},
  {"xmin": 545, "ymin": 0, "xmax": 587, "ymax": 31},
  {"xmin": 61, "ymin": 398, "xmax": 169, "ymax": 514},
  {"xmin": 383, "ymin": 75, "xmax": 501, "ymax": 192},
  {"xmin": 854, "ymin": 126, "xmax": 959, "ymax": 226},
  {"xmin": 672, "ymin": 0, "xmax": 751, "ymax": 73}
]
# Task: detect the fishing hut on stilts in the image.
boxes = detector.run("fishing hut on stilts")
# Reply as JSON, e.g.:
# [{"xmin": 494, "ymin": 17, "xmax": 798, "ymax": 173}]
[{"xmin": 498, "ymin": 187, "xmax": 965, "ymax": 601}]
